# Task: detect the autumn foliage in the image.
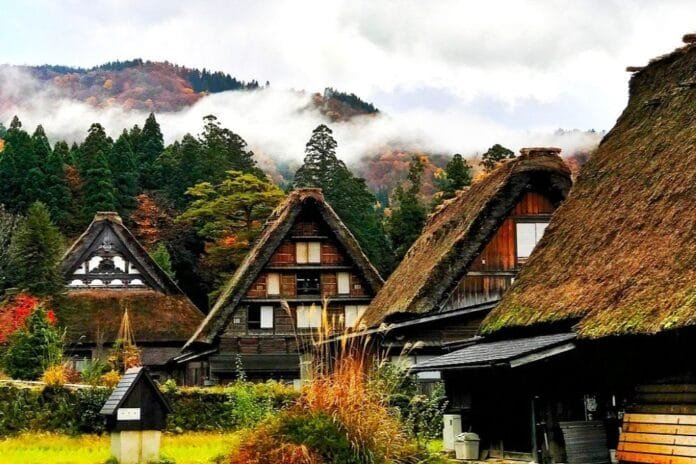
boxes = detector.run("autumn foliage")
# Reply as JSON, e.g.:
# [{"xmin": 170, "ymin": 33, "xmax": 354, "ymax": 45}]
[{"xmin": 0, "ymin": 293, "xmax": 56, "ymax": 343}]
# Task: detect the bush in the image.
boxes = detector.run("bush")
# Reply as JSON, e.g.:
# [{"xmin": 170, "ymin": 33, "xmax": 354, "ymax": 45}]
[
  {"xmin": 0, "ymin": 380, "xmax": 297, "ymax": 436},
  {"xmin": 164, "ymin": 381, "xmax": 298, "ymax": 432},
  {"xmin": 371, "ymin": 361, "xmax": 448, "ymax": 440},
  {"xmin": 279, "ymin": 412, "xmax": 359, "ymax": 464},
  {"xmin": 0, "ymin": 384, "xmax": 111, "ymax": 435},
  {"xmin": 3, "ymin": 306, "xmax": 63, "ymax": 380}
]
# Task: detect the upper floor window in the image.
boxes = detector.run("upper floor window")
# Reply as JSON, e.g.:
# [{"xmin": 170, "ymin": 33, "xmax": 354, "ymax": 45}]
[
  {"xmin": 337, "ymin": 272, "xmax": 350, "ymax": 295},
  {"xmin": 297, "ymin": 271, "xmax": 321, "ymax": 295},
  {"xmin": 266, "ymin": 273, "xmax": 280, "ymax": 296},
  {"xmin": 296, "ymin": 241, "xmax": 321, "ymax": 264},
  {"xmin": 516, "ymin": 222, "xmax": 549, "ymax": 260}
]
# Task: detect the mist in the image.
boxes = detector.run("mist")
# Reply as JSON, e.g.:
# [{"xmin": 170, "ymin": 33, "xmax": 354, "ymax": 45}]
[{"xmin": 0, "ymin": 67, "xmax": 602, "ymax": 167}]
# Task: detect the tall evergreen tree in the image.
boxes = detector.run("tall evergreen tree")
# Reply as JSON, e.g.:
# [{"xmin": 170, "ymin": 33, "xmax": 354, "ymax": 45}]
[
  {"xmin": 138, "ymin": 113, "xmax": 164, "ymax": 189},
  {"xmin": 80, "ymin": 124, "xmax": 116, "ymax": 217},
  {"xmin": 199, "ymin": 115, "xmax": 264, "ymax": 180},
  {"xmin": 387, "ymin": 156, "xmax": 427, "ymax": 260},
  {"xmin": 293, "ymin": 124, "xmax": 394, "ymax": 273},
  {"xmin": 0, "ymin": 205, "xmax": 21, "ymax": 292},
  {"xmin": 109, "ymin": 130, "xmax": 139, "ymax": 216},
  {"xmin": 6, "ymin": 202, "xmax": 64, "ymax": 295},
  {"xmin": 437, "ymin": 153, "xmax": 472, "ymax": 200},
  {"xmin": 0, "ymin": 117, "xmax": 35, "ymax": 212},
  {"xmin": 31, "ymin": 127, "xmax": 72, "ymax": 227}
]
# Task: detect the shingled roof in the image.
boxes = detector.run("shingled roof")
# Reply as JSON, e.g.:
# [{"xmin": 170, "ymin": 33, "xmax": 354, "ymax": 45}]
[
  {"xmin": 360, "ymin": 150, "xmax": 571, "ymax": 328},
  {"xmin": 57, "ymin": 212, "xmax": 204, "ymax": 344},
  {"xmin": 184, "ymin": 188, "xmax": 384, "ymax": 348},
  {"xmin": 481, "ymin": 39, "xmax": 696, "ymax": 339}
]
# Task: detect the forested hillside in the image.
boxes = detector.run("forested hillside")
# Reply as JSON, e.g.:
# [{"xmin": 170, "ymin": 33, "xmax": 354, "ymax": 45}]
[
  {"xmin": 1, "ymin": 109, "xmax": 482, "ymax": 313},
  {"xmin": 2, "ymin": 59, "xmax": 379, "ymax": 119}
]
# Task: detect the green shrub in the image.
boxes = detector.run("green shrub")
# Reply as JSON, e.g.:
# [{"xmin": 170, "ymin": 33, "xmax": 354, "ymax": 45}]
[
  {"xmin": 3, "ymin": 306, "xmax": 63, "ymax": 380},
  {"xmin": 279, "ymin": 412, "xmax": 360, "ymax": 464},
  {"xmin": 0, "ymin": 380, "xmax": 298, "ymax": 436},
  {"xmin": 371, "ymin": 361, "xmax": 448, "ymax": 440}
]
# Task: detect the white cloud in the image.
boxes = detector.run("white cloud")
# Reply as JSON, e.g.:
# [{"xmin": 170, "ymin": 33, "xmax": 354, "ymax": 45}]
[{"xmin": 0, "ymin": 0, "xmax": 693, "ymax": 161}]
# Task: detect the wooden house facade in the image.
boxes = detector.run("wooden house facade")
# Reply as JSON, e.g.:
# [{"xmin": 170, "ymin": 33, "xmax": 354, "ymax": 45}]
[
  {"xmin": 415, "ymin": 36, "xmax": 696, "ymax": 463},
  {"xmin": 359, "ymin": 148, "xmax": 571, "ymax": 378},
  {"xmin": 56, "ymin": 212, "xmax": 204, "ymax": 378},
  {"xmin": 179, "ymin": 189, "xmax": 383, "ymax": 384}
]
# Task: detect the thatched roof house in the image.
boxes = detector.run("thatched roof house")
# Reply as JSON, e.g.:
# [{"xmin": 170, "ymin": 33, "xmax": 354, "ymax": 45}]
[
  {"xmin": 185, "ymin": 188, "xmax": 383, "ymax": 349},
  {"xmin": 56, "ymin": 212, "xmax": 203, "ymax": 367},
  {"xmin": 361, "ymin": 150, "xmax": 571, "ymax": 328},
  {"xmin": 482, "ymin": 40, "xmax": 696, "ymax": 339}
]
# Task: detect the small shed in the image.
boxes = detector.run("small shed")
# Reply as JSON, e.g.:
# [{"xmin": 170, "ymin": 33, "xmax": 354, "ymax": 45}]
[
  {"xmin": 100, "ymin": 366, "xmax": 172, "ymax": 431},
  {"xmin": 100, "ymin": 367, "xmax": 171, "ymax": 463}
]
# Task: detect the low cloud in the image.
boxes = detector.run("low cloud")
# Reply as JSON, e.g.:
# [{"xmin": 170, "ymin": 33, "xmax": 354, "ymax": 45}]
[{"xmin": 0, "ymin": 67, "xmax": 601, "ymax": 168}]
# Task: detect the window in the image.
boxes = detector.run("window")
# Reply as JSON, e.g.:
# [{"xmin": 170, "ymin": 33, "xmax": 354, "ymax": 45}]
[
  {"xmin": 296, "ymin": 241, "xmax": 321, "ymax": 264},
  {"xmin": 260, "ymin": 306, "xmax": 274, "ymax": 329},
  {"xmin": 344, "ymin": 305, "xmax": 368, "ymax": 328},
  {"xmin": 337, "ymin": 272, "xmax": 350, "ymax": 295},
  {"xmin": 516, "ymin": 222, "xmax": 549, "ymax": 260},
  {"xmin": 297, "ymin": 271, "xmax": 321, "ymax": 295},
  {"xmin": 297, "ymin": 304, "xmax": 322, "ymax": 328},
  {"xmin": 248, "ymin": 305, "xmax": 274, "ymax": 329},
  {"xmin": 267, "ymin": 273, "xmax": 280, "ymax": 296}
]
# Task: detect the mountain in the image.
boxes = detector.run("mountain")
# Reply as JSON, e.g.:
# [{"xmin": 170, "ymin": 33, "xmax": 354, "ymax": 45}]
[{"xmin": 1, "ymin": 59, "xmax": 380, "ymax": 119}]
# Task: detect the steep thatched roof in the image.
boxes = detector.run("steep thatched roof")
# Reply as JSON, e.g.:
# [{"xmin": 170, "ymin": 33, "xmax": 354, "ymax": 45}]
[
  {"xmin": 61, "ymin": 212, "xmax": 180, "ymax": 295},
  {"xmin": 361, "ymin": 150, "xmax": 571, "ymax": 328},
  {"xmin": 55, "ymin": 290, "xmax": 204, "ymax": 344},
  {"xmin": 482, "ymin": 40, "xmax": 696, "ymax": 339},
  {"xmin": 184, "ymin": 188, "xmax": 384, "ymax": 348},
  {"xmin": 58, "ymin": 212, "xmax": 204, "ymax": 344}
]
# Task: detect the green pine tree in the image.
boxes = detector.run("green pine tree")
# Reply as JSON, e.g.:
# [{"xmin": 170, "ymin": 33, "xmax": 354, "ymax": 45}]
[
  {"xmin": 110, "ymin": 130, "xmax": 139, "ymax": 216},
  {"xmin": 6, "ymin": 202, "xmax": 64, "ymax": 295},
  {"xmin": 0, "ymin": 117, "xmax": 35, "ymax": 212},
  {"xmin": 437, "ymin": 153, "xmax": 472, "ymax": 200},
  {"xmin": 387, "ymin": 156, "xmax": 427, "ymax": 260},
  {"xmin": 480, "ymin": 144, "xmax": 515, "ymax": 172},
  {"xmin": 293, "ymin": 124, "xmax": 394, "ymax": 274},
  {"xmin": 0, "ymin": 205, "xmax": 21, "ymax": 292},
  {"xmin": 138, "ymin": 113, "xmax": 164, "ymax": 189},
  {"xmin": 32, "ymin": 127, "xmax": 72, "ymax": 227},
  {"xmin": 80, "ymin": 124, "xmax": 117, "ymax": 216}
]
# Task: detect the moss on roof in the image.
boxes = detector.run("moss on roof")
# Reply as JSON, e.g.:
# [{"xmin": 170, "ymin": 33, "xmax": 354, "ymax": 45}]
[
  {"xmin": 361, "ymin": 150, "xmax": 571, "ymax": 328},
  {"xmin": 481, "ymin": 41, "xmax": 696, "ymax": 339},
  {"xmin": 55, "ymin": 290, "xmax": 204, "ymax": 344}
]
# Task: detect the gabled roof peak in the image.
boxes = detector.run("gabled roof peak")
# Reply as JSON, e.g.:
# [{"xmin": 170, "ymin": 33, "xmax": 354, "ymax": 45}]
[{"xmin": 93, "ymin": 211, "xmax": 123, "ymax": 224}]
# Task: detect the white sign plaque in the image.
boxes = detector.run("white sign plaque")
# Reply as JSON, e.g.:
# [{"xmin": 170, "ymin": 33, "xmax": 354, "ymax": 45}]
[{"xmin": 117, "ymin": 408, "xmax": 141, "ymax": 421}]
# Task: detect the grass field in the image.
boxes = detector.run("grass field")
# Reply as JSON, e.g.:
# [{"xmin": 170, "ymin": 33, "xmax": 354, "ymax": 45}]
[{"xmin": 0, "ymin": 431, "xmax": 242, "ymax": 464}]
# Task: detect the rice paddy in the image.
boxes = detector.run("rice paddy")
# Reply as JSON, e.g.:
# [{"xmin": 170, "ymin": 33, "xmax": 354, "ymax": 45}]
[{"xmin": 0, "ymin": 431, "xmax": 242, "ymax": 464}]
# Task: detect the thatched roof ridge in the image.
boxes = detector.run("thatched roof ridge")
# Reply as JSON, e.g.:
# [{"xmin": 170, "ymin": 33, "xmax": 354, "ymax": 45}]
[
  {"xmin": 184, "ymin": 188, "xmax": 384, "ymax": 348},
  {"xmin": 481, "ymin": 39, "xmax": 696, "ymax": 339},
  {"xmin": 361, "ymin": 150, "xmax": 571, "ymax": 328}
]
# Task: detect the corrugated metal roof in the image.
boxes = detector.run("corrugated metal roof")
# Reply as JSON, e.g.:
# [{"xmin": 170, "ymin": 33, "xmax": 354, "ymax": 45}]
[{"xmin": 412, "ymin": 333, "xmax": 575, "ymax": 370}]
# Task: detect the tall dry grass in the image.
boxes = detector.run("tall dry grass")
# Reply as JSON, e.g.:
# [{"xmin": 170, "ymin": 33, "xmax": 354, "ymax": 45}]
[{"xmin": 228, "ymin": 300, "xmax": 421, "ymax": 463}]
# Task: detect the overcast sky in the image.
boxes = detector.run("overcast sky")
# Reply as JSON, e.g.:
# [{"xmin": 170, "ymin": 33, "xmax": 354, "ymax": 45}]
[{"xmin": 1, "ymin": 0, "xmax": 694, "ymax": 157}]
